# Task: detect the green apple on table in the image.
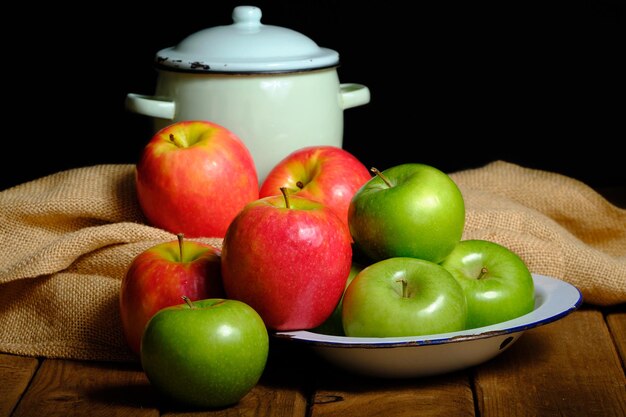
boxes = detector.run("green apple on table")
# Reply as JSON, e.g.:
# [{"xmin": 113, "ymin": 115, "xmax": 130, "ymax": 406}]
[
  {"xmin": 119, "ymin": 234, "xmax": 224, "ymax": 355},
  {"xmin": 135, "ymin": 120, "xmax": 259, "ymax": 238},
  {"xmin": 140, "ymin": 297, "xmax": 269, "ymax": 409},
  {"xmin": 221, "ymin": 188, "xmax": 353, "ymax": 331},
  {"xmin": 341, "ymin": 257, "xmax": 468, "ymax": 337},
  {"xmin": 440, "ymin": 239, "xmax": 535, "ymax": 329},
  {"xmin": 259, "ymin": 145, "xmax": 372, "ymax": 229},
  {"xmin": 348, "ymin": 163, "xmax": 465, "ymax": 263}
]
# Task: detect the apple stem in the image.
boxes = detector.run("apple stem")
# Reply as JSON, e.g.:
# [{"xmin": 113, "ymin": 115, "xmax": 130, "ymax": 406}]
[
  {"xmin": 396, "ymin": 278, "xmax": 409, "ymax": 298},
  {"xmin": 168, "ymin": 133, "xmax": 190, "ymax": 148},
  {"xmin": 478, "ymin": 267, "xmax": 489, "ymax": 279},
  {"xmin": 280, "ymin": 187, "xmax": 291, "ymax": 209},
  {"xmin": 181, "ymin": 296, "xmax": 194, "ymax": 309},
  {"xmin": 168, "ymin": 133, "xmax": 187, "ymax": 148},
  {"xmin": 177, "ymin": 233, "xmax": 184, "ymax": 261},
  {"xmin": 371, "ymin": 167, "xmax": 393, "ymax": 188}
]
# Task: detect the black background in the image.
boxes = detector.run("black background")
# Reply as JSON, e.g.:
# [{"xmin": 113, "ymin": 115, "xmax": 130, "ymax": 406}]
[{"xmin": 2, "ymin": 1, "xmax": 624, "ymax": 191}]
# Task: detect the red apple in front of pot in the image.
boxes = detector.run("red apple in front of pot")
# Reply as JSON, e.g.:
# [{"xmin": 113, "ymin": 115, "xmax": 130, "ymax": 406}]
[
  {"xmin": 136, "ymin": 120, "xmax": 259, "ymax": 238},
  {"xmin": 259, "ymin": 146, "xmax": 371, "ymax": 228},
  {"xmin": 119, "ymin": 234, "xmax": 224, "ymax": 355},
  {"xmin": 221, "ymin": 189, "xmax": 353, "ymax": 330}
]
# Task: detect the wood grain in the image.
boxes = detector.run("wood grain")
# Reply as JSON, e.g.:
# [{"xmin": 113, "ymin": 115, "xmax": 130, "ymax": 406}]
[
  {"xmin": 606, "ymin": 311, "xmax": 626, "ymax": 368},
  {"xmin": 11, "ymin": 358, "xmax": 158, "ymax": 417},
  {"xmin": 163, "ymin": 382, "xmax": 308, "ymax": 417},
  {"xmin": 0, "ymin": 353, "xmax": 38, "ymax": 417},
  {"xmin": 474, "ymin": 309, "xmax": 626, "ymax": 417},
  {"xmin": 310, "ymin": 366, "xmax": 475, "ymax": 417}
]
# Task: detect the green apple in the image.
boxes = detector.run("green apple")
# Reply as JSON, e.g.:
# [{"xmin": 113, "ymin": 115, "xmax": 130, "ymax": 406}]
[
  {"xmin": 140, "ymin": 298, "xmax": 269, "ymax": 409},
  {"xmin": 312, "ymin": 263, "xmax": 364, "ymax": 336},
  {"xmin": 440, "ymin": 239, "xmax": 535, "ymax": 329},
  {"xmin": 342, "ymin": 257, "xmax": 467, "ymax": 337},
  {"xmin": 348, "ymin": 163, "xmax": 465, "ymax": 263}
]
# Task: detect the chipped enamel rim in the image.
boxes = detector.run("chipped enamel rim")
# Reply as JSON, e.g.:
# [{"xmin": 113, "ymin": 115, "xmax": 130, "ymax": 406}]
[{"xmin": 274, "ymin": 274, "xmax": 583, "ymax": 348}]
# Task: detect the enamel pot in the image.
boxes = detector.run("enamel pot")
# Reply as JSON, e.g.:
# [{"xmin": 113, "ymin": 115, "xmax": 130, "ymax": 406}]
[{"xmin": 126, "ymin": 5, "xmax": 370, "ymax": 183}]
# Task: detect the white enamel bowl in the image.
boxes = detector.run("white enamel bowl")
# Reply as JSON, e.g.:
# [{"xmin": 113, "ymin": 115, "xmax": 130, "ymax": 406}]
[{"xmin": 274, "ymin": 274, "xmax": 582, "ymax": 378}]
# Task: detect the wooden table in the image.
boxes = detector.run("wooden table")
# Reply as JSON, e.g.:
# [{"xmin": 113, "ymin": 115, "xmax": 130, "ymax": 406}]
[{"xmin": 1, "ymin": 303, "xmax": 625, "ymax": 417}]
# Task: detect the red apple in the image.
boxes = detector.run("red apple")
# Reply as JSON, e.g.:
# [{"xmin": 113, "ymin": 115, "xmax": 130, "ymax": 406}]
[
  {"xmin": 119, "ymin": 234, "xmax": 224, "ymax": 355},
  {"xmin": 221, "ymin": 188, "xmax": 353, "ymax": 331},
  {"xmin": 259, "ymin": 146, "xmax": 371, "ymax": 228},
  {"xmin": 136, "ymin": 120, "xmax": 259, "ymax": 238}
]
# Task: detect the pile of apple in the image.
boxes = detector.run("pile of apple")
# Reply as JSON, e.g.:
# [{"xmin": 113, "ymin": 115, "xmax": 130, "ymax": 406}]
[
  {"xmin": 318, "ymin": 162, "xmax": 536, "ymax": 338},
  {"xmin": 119, "ymin": 120, "xmax": 535, "ymax": 408}
]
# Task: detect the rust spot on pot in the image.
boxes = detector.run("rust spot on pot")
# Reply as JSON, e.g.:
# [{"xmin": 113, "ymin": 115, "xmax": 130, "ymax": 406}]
[{"xmin": 190, "ymin": 61, "xmax": 210, "ymax": 70}]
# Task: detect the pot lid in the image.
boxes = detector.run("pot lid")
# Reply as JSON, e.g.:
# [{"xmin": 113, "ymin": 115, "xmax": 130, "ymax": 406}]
[{"xmin": 155, "ymin": 5, "xmax": 339, "ymax": 73}]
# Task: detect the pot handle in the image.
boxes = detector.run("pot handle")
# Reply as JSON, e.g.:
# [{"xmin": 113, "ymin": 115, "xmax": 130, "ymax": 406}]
[
  {"xmin": 340, "ymin": 83, "xmax": 370, "ymax": 110},
  {"xmin": 125, "ymin": 93, "xmax": 176, "ymax": 120}
]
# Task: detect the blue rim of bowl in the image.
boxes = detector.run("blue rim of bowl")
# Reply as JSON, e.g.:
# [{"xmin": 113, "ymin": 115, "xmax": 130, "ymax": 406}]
[{"xmin": 273, "ymin": 274, "xmax": 583, "ymax": 348}]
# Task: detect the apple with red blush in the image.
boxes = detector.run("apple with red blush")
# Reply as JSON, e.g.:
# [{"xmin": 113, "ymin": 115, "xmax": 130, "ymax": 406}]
[
  {"xmin": 259, "ymin": 146, "xmax": 371, "ymax": 228},
  {"xmin": 221, "ymin": 188, "xmax": 353, "ymax": 331},
  {"xmin": 135, "ymin": 120, "xmax": 259, "ymax": 238},
  {"xmin": 119, "ymin": 234, "xmax": 224, "ymax": 355}
]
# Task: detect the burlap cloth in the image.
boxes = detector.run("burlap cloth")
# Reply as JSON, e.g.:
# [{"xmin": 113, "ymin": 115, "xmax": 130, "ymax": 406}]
[{"xmin": 0, "ymin": 161, "xmax": 624, "ymax": 362}]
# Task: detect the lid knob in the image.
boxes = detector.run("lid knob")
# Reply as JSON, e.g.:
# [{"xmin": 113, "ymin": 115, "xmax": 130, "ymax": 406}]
[{"xmin": 232, "ymin": 6, "xmax": 262, "ymax": 27}]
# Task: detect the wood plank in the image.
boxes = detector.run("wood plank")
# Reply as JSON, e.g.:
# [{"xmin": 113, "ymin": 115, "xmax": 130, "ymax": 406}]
[
  {"xmin": 606, "ymin": 311, "xmax": 626, "ymax": 368},
  {"xmin": 0, "ymin": 353, "xmax": 39, "ymax": 417},
  {"xmin": 310, "ymin": 363, "xmax": 475, "ymax": 416},
  {"xmin": 11, "ymin": 358, "xmax": 159, "ymax": 417},
  {"xmin": 474, "ymin": 309, "xmax": 626, "ymax": 417}
]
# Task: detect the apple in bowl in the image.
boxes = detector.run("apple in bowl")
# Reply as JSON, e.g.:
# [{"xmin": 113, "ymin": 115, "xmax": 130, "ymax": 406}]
[
  {"xmin": 348, "ymin": 163, "xmax": 465, "ymax": 263},
  {"xmin": 341, "ymin": 257, "xmax": 468, "ymax": 337},
  {"xmin": 441, "ymin": 239, "xmax": 535, "ymax": 329}
]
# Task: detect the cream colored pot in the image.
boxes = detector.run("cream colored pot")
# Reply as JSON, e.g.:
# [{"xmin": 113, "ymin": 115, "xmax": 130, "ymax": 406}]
[{"xmin": 126, "ymin": 6, "xmax": 370, "ymax": 183}]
